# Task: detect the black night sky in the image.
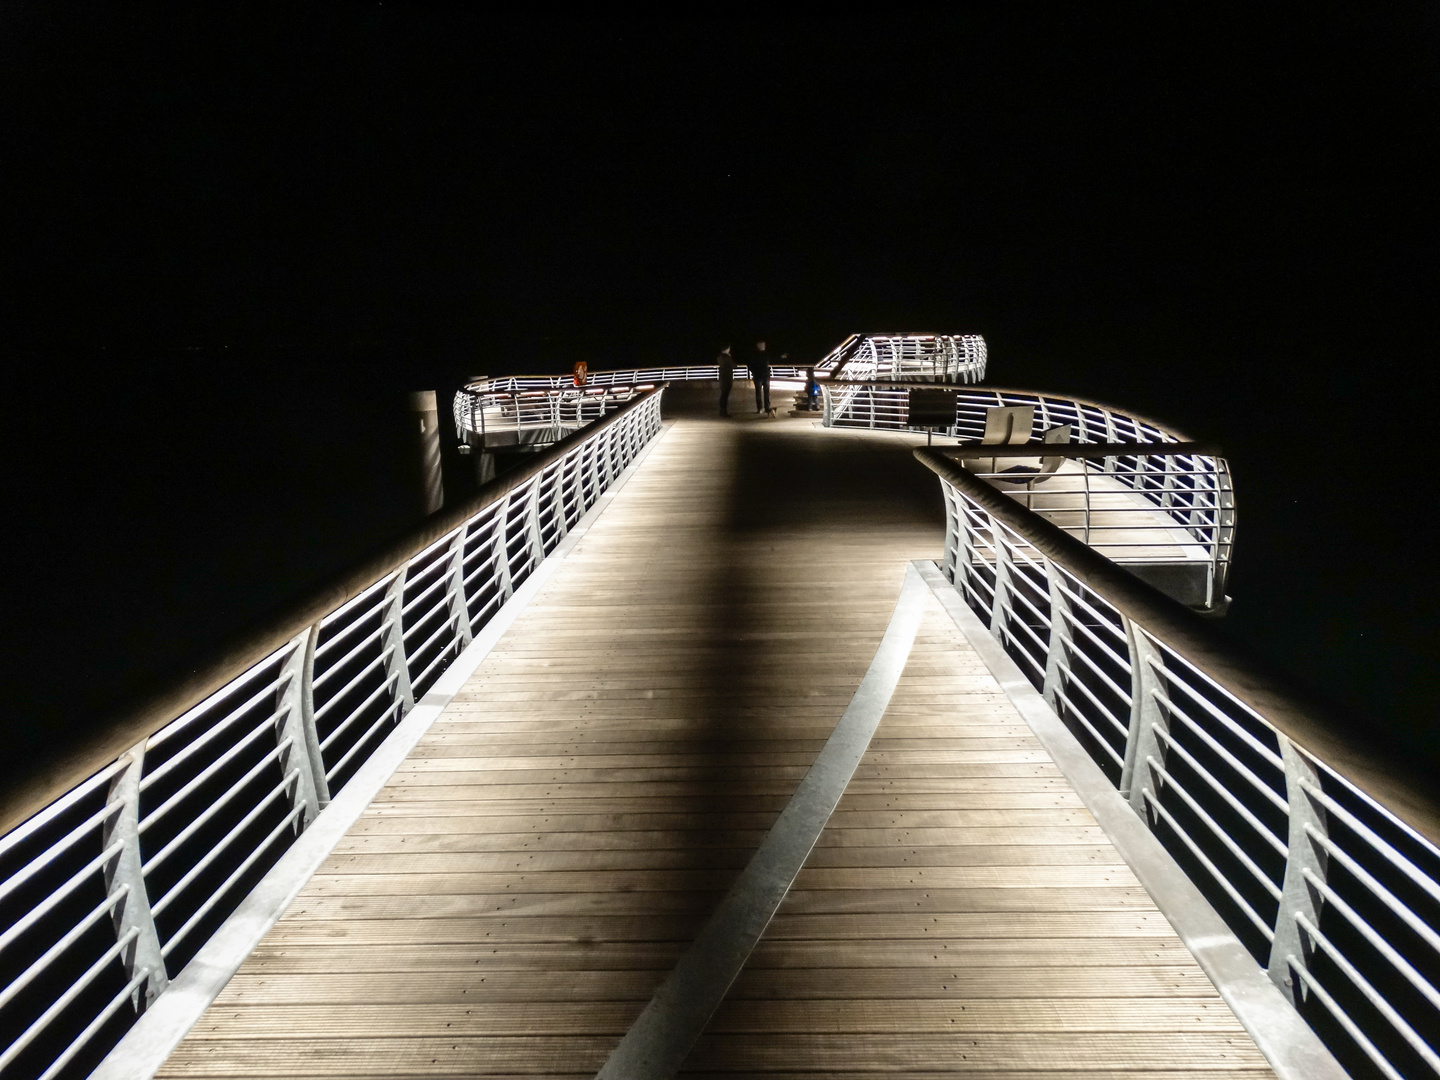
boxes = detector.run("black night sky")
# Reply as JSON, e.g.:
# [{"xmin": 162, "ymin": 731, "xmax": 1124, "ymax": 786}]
[{"xmin": 3, "ymin": 5, "xmax": 1439, "ymax": 780}]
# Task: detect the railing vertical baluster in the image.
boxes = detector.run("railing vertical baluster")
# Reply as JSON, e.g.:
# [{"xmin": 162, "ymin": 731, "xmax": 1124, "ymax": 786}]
[
  {"xmin": 1269, "ymin": 738, "xmax": 1329, "ymax": 1004},
  {"xmin": 1042, "ymin": 559, "xmax": 1073, "ymax": 711},
  {"xmin": 380, "ymin": 566, "xmax": 416, "ymax": 717},
  {"xmin": 989, "ymin": 522, "xmax": 1013, "ymax": 636},
  {"xmin": 494, "ymin": 498, "xmax": 514, "ymax": 601},
  {"xmin": 103, "ymin": 742, "xmax": 168, "ymax": 1010},
  {"xmin": 523, "ymin": 479, "xmax": 544, "ymax": 570},
  {"xmin": 1120, "ymin": 619, "xmax": 1167, "ymax": 816},
  {"xmin": 275, "ymin": 626, "xmax": 329, "ymax": 822},
  {"xmin": 446, "ymin": 524, "xmax": 474, "ymax": 649}
]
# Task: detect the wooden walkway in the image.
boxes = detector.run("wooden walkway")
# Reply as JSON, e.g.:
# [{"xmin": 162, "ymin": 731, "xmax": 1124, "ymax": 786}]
[{"xmin": 158, "ymin": 413, "xmax": 1273, "ymax": 1078}]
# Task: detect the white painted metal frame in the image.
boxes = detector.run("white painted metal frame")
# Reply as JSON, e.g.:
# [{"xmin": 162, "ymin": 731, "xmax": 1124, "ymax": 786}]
[
  {"xmin": 0, "ymin": 391, "xmax": 665, "ymax": 1080},
  {"xmin": 933, "ymin": 468, "xmax": 1440, "ymax": 1080}
]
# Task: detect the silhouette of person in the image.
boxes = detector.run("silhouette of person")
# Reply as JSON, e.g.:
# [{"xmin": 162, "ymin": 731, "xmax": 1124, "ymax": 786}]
[
  {"xmin": 717, "ymin": 344, "xmax": 735, "ymax": 416},
  {"xmin": 752, "ymin": 339, "xmax": 773, "ymax": 415}
]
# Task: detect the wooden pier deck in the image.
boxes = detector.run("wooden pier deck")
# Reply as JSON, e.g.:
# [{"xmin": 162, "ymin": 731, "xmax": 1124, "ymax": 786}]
[{"xmin": 157, "ymin": 411, "xmax": 1273, "ymax": 1078}]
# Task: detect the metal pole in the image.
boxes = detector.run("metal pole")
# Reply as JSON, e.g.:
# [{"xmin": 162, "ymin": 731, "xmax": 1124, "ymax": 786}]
[{"xmin": 409, "ymin": 390, "xmax": 444, "ymax": 517}]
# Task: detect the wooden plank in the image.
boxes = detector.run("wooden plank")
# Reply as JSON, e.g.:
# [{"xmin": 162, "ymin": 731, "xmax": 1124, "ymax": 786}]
[
  {"xmin": 183, "ymin": 997, "xmax": 1245, "ymax": 1039},
  {"xmin": 161, "ymin": 420, "xmax": 1272, "ymax": 1080}
]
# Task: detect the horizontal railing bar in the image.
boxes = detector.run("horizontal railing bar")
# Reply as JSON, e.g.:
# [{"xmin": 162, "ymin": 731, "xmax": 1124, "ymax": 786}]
[
  {"xmin": 1145, "ymin": 754, "xmax": 1285, "ymax": 893},
  {"xmin": 0, "ymin": 926, "xmax": 139, "ymax": 1072},
  {"xmin": 1303, "ymin": 867, "xmax": 1440, "ymax": 1014},
  {"xmin": 142, "ymin": 744, "xmax": 292, "ymax": 881},
  {"xmin": 138, "ymin": 715, "xmax": 278, "ymax": 835},
  {"xmin": 0, "ymin": 761, "xmax": 126, "ymax": 860},
  {"xmin": 1299, "ymin": 781, "xmax": 1440, "ymax": 908},
  {"xmin": 36, "ymin": 964, "xmax": 152, "ymax": 1080},
  {"xmin": 317, "ymin": 673, "xmax": 399, "ymax": 754},
  {"xmin": 1142, "ymin": 788, "xmax": 1276, "ymax": 942},
  {"xmin": 1054, "ymin": 687, "xmax": 1126, "ymax": 765},
  {"xmin": 1306, "ymin": 826, "xmax": 1440, "ymax": 959},
  {"xmin": 0, "ymin": 885, "xmax": 129, "ymax": 1013},
  {"xmin": 1294, "ymin": 912, "xmax": 1440, "ymax": 1073},
  {"xmin": 0, "ymin": 840, "xmax": 125, "ymax": 958},
  {"xmin": 1288, "ymin": 960, "xmax": 1404, "ymax": 1080},
  {"xmin": 314, "ymin": 650, "xmax": 394, "ymax": 722},
  {"xmin": 324, "ymin": 702, "xmax": 401, "ymax": 783},
  {"xmin": 1054, "ymin": 658, "xmax": 1130, "ymax": 737},
  {"xmin": 0, "ymin": 800, "xmax": 122, "ymax": 908},
  {"xmin": 160, "ymin": 801, "xmax": 304, "ymax": 958},
  {"xmin": 944, "ymin": 442, "xmax": 1221, "ymax": 458},
  {"xmin": 312, "ymin": 628, "xmax": 388, "ymax": 692},
  {"xmin": 151, "ymin": 771, "xmax": 296, "ymax": 917},
  {"xmin": 1153, "ymin": 694, "xmax": 1289, "ymax": 817},
  {"xmin": 140, "ymin": 685, "xmax": 283, "ymax": 792},
  {"xmin": 1055, "ymin": 619, "xmax": 1133, "ymax": 703},
  {"xmin": 311, "ymin": 597, "xmax": 386, "ymax": 659}
]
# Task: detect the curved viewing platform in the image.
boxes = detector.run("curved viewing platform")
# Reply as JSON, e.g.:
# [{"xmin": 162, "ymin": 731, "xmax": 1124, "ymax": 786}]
[{"xmin": 1, "ymin": 336, "xmax": 1437, "ymax": 1080}]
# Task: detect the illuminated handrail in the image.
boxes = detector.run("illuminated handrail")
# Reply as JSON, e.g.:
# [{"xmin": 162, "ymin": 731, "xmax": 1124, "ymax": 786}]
[
  {"xmin": 916, "ymin": 445, "xmax": 1440, "ymax": 1080},
  {"xmin": 0, "ymin": 389, "xmax": 665, "ymax": 1080},
  {"xmin": 826, "ymin": 334, "xmax": 987, "ymax": 382},
  {"xmin": 826, "ymin": 387, "xmax": 1236, "ymax": 607}
]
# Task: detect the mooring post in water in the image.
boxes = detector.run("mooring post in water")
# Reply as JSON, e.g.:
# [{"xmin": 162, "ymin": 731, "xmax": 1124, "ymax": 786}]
[{"xmin": 409, "ymin": 390, "xmax": 444, "ymax": 515}]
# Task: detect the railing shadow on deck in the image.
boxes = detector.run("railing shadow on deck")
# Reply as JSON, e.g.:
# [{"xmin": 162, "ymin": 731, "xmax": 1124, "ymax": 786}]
[
  {"xmin": 917, "ymin": 445, "xmax": 1440, "ymax": 1080},
  {"xmin": 0, "ymin": 389, "xmax": 666, "ymax": 1080}
]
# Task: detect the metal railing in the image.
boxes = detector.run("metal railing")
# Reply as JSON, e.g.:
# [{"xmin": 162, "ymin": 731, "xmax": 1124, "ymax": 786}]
[
  {"xmin": 917, "ymin": 445, "xmax": 1440, "ymax": 1080},
  {"xmin": 823, "ymin": 384, "xmax": 1170, "ymax": 439},
  {"xmin": 453, "ymin": 367, "xmax": 813, "ymax": 440},
  {"xmin": 823, "ymin": 387, "xmax": 1236, "ymax": 607},
  {"xmin": 0, "ymin": 388, "xmax": 665, "ymax": 1080},
  {"xmin": 826, "ymin": 333, "xmax": 987, "ymax": 383},
  {"xmin": 947, "ymin": 442, "xmax": 1234, "ymax": 611}
]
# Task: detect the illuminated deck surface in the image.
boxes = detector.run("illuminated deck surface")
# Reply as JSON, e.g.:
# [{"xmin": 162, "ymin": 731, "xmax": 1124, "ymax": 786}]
[{"xmin": 159, "ymin": 410, "xmax": 1272, "ymax": 1078}]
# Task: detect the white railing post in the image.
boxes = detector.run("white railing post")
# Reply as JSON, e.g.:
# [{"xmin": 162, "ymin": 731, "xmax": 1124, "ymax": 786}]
[
  {"xmin": 380, "ymin": 567, "xmax": 415, "ymax": 717},
  {"xmin": 494, "ymin": 497, "xmax": 514, "ymax": 601},
  {"xmin": 523, "ymin": 479, "xmax": 544, "ymax": 571},
  {"xmin": 445, "ymin": 524, "xmax": 474, "ymax": 650},
  {"xmin": 1268, "ymin": 737, "xmax": 1329, "ymax": 1004},
  {"xmin": 988, "ymin": 523, "xmax": 1013, "ymax": 636},
  {"xmin": 103, "ymin": 742, "xmax": 168, "ymax": 1010},
  {"xmin": 1042, "ymin": 559, "xmax": 1074, "ymax": 711},
  {"xmin": 1120, "ymin": 619, "xmax": 1168, "ymax": 818},
  {"xmin": 275, "ymin": 625, "xmax": 329, "ymax": 823}
]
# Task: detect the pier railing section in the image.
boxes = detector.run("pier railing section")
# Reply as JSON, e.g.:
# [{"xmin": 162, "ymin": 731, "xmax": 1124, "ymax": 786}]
[
  {"xmin": 949, "ymin": 442, "xmax": 1234, "ymax": 612},
  {"xmin": 0, "ymin": 388, "xmax": 665, "ymax": 1080},
  {"xmin": 917, "ymin": 446, "xmax": 1440, "ymax": 1080},
  {"xmin": 825, "ymin": 333, "xmax": 987, "ymax": 383}
]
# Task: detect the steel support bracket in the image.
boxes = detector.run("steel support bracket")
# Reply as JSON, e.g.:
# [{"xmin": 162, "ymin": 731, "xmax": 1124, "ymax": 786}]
[
  {"xmin": 1268, "ymin": 736, "xmax": 1329, "ymax": 1003},
  {"xmin": 103, "ymin": 741, "xmax": 169, "ymax": 1011}
]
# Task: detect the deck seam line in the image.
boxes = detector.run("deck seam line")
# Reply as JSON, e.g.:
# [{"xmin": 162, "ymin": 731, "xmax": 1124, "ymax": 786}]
[
  {"xmin": 914, "ymin": 558, "xmax": 1344, "ymax": 1080},
  {"xmin": 593, "ymin": 562, "xmax": 930, "ymax": 1080},
  {"xmin": 90, "ymin": 418, "xmax": 675, "ymax": 1080}
]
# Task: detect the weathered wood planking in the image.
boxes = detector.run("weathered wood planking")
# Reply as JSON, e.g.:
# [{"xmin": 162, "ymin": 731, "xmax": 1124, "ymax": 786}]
[
  {"xmin": 159, "ymin": 416, "xmax": 948, "ymax": 1079},
  {"xmin": 157, "ymin": 415, "xmax": 1272, "ymax": 1079},
  {"xmin": 680, "ymin": 600, "xmax": 1274, "ymax": 1077}
]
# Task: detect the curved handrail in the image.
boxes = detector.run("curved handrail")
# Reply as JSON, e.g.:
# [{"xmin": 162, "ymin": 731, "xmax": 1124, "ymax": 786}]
[
  {"xmin": 0, "ymin": 387, "xmax": 665, "ymax": 837},
  {"xmin": 915, "ymin": 443, "xmax": 1440, "ymax": 1080},
  {"xmin": 827, "ymin": 334, "xmax": 988, "ymax": 383},
  {"xmin": 915, "ymin": 445, "xmax": 1435, "ymax": 842}
]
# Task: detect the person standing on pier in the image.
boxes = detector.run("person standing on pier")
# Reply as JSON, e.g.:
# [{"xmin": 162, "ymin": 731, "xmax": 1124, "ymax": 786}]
[
  {"xmin": 717, "ymin": 344, "xmax": 735, "ymax": 416},
  {"xmin": 752, "ymin": 339, "xmax": 773, "ymax": 415}
]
